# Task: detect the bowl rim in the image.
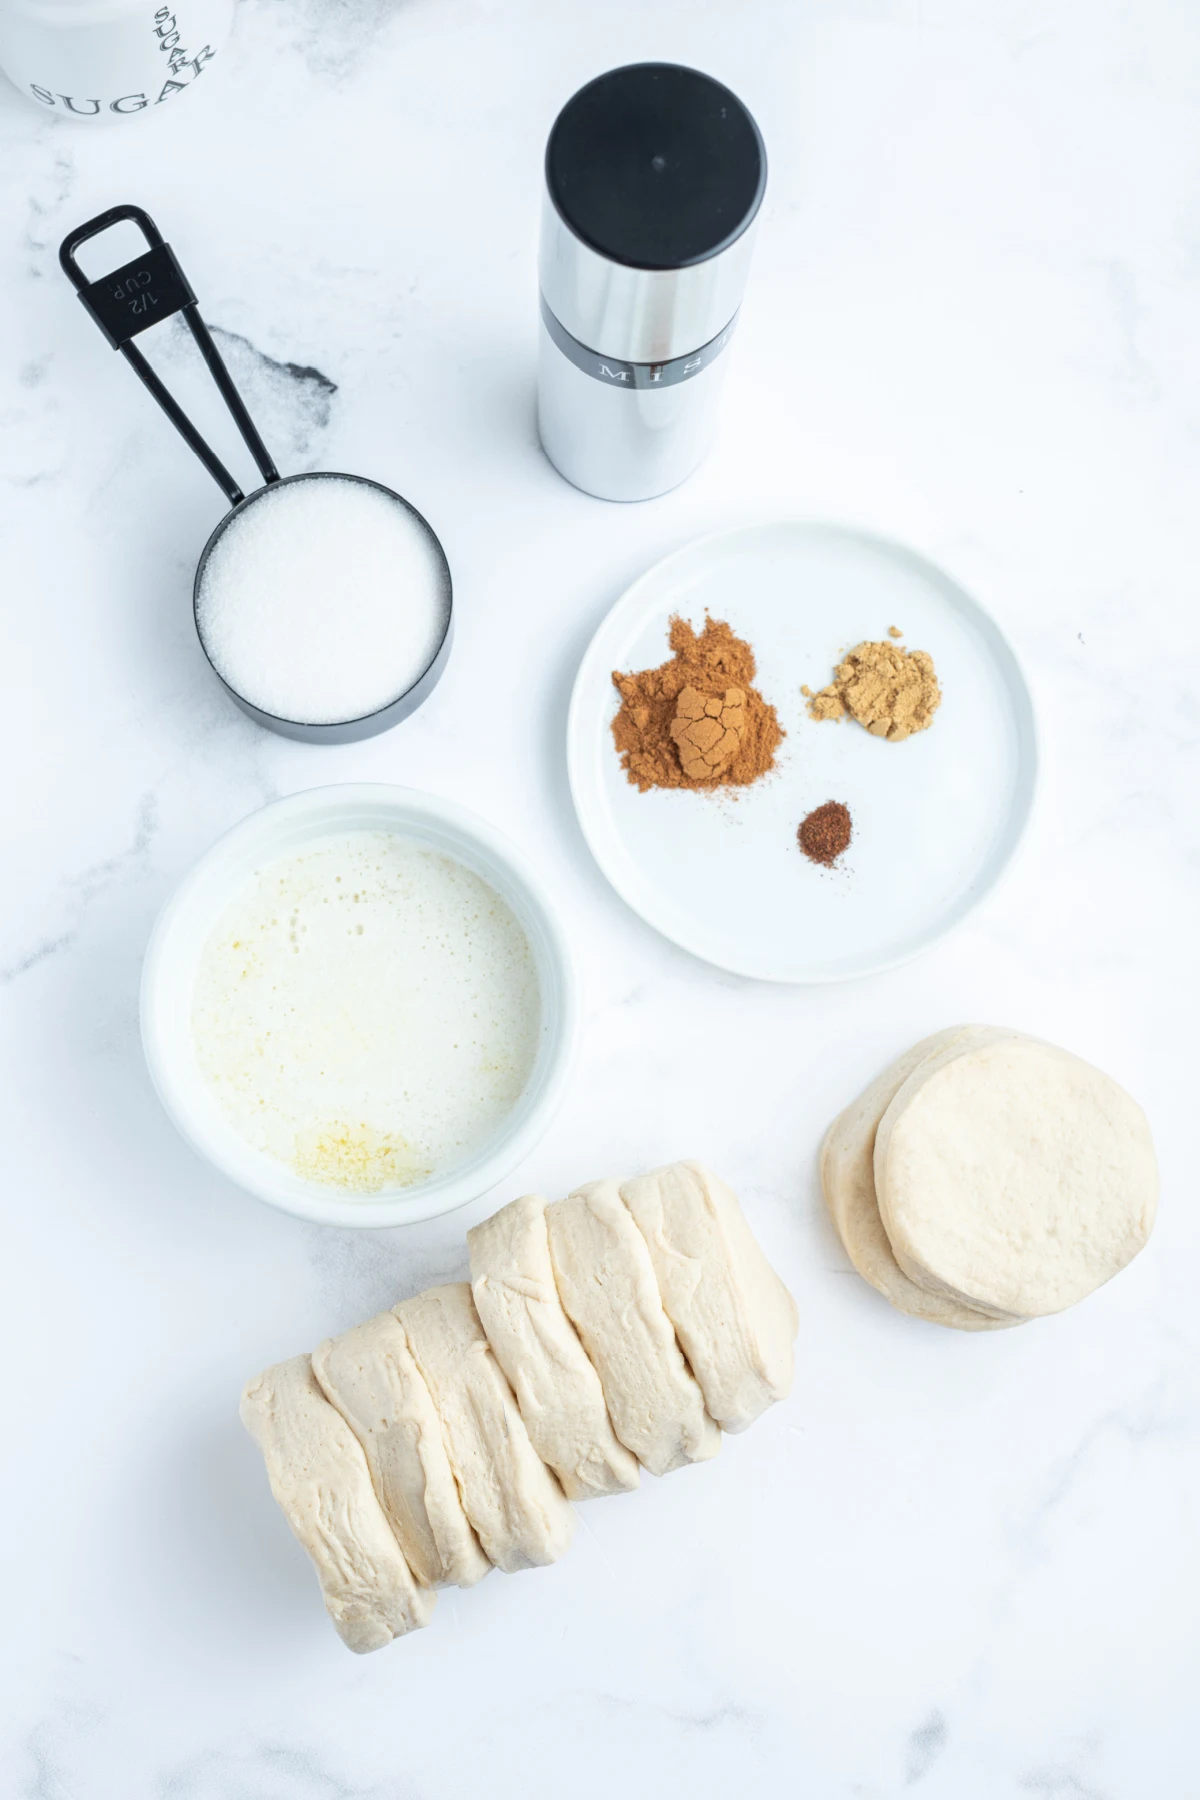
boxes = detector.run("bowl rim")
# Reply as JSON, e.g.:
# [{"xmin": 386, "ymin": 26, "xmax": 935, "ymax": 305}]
[{"xmin": 140, "ymin": 783, "xmax": 578, "ymax": 1227}]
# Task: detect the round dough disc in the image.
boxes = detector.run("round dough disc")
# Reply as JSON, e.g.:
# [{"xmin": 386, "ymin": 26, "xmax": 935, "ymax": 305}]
[
  {"xmin": 821, "ymin": 1027, "xmax": 1024, "ymax": 1332},
  {"xmin": 874, "ymin": 1036, "xmax": 1158, "ymax": 1317}
]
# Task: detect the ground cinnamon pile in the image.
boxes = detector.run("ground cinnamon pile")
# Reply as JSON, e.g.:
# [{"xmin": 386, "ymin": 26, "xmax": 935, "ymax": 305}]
[
  {"xmin": 804, "ymin": 639, "xmax": 941, "ymax": 741},
  {"xmin": 797, "ymin": 801, "xmax": 852, "ymax": 866},
  {"xmin": 611, "ymin": 615, "xmax": 784, "ymax": 793}
]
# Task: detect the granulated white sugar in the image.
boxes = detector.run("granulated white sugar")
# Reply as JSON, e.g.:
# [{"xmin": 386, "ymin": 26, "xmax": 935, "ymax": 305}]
[
  {"xmin": 191, "ymin": 832, "xmax": 541, "ymax": 1193},
  {"xmin": 195, "ymin": 476, "xmax": 449, "ymax": 725}
]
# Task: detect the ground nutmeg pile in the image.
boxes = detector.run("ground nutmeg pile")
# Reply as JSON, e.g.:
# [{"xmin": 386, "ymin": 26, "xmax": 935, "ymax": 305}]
[
  {"xmin": 797, "ymin": 801, "xmax": 853, "ymax": 867},
  {"xmin": 611, "ymin": 615, "xmax": 784, "ymax": 793},
  {"xmin": 804, "ymin": 638, "xmax": 941, "ymax": 741}
]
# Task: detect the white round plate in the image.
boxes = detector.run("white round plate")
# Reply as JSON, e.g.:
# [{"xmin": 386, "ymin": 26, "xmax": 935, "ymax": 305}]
[{"xmin": 567, "ymin": 523, "xmax": 1037, "ymax": 983}]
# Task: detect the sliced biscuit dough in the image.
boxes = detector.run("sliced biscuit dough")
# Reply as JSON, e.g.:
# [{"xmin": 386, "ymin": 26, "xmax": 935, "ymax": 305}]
[
  {"xmin": 821, "ymin": 1028, "xmax": 1023, "ymax": 1331},
  {"xmin": 240, "ymin": 1355, "xmax": 435, "ymax": 1653},
  {"xmin": 311, "ymin": 1312, "xmax": 490, "ymax": 1589},
  {"xmin": 619, "ymin": 1161, "xmax": 799, "ymax": 1430},
  {"xmin": 396, "ymin": 1284, "xmax": 575, "ymax": 1573},
  {"xmin": 468, "ymin": 1195, "xmax": 640, "ymax": 1501},
  {"xmin": 546, "ymin": 1180, "xmax": 721, "ymax": 1477},
  {"xmin": 875, "ymin": 1035, "xmax": 1159, "ymax": 1317}
]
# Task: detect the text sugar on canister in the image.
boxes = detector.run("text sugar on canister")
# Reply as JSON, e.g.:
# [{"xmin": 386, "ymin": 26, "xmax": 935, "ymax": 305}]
[
  {"xmin": 194, "ymin": 475, "xmax": 452, "ymax": 729},
  {"xmin": 0, "ymin": 0, "xmax": 235, "ymax": 120}
]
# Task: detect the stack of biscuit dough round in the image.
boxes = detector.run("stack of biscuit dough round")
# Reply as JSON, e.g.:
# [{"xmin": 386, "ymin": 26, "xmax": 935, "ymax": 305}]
[
  {"xmin": 241, "ymin": 1160, "xmax": 798, "ymax": 1653},
  {"xmin": 822, "ymin": 1026, "xmax": 1158, "ymax": 1330}
]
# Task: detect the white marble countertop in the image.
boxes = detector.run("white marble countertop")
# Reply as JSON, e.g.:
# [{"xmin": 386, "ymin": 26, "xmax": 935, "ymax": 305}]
[{"xmin": 3, "ymin": 1, "xmax": 1197, "ymax": 1793}]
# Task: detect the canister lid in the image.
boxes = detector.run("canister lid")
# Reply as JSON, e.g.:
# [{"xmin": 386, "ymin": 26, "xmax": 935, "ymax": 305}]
[{"xmin": 546, "ymin": 62, "xmax": 766, "ymax": 272}]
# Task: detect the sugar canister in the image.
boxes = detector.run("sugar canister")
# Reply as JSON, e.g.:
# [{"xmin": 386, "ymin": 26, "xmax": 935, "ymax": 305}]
[
  {"xmin": 538, "ymin": 62, "xmax": 766, "ymax": 503},
  {"xmin": 0, "ymin": 0, "xmax": 233, "ymax": 118}
]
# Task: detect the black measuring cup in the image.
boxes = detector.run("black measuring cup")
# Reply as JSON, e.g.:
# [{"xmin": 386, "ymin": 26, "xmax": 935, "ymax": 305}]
[{"xmin": 59, "ymin": 205, "xmax": 453, "ymax": 744}]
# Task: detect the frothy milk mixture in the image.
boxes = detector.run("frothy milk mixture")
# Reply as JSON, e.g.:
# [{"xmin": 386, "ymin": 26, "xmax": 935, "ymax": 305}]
[{"xmin": 192, "ymin": 832, "xmax": 541, "ymax": 1192}]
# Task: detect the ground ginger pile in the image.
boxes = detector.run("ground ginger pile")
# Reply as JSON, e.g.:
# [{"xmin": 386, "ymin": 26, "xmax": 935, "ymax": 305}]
[
  {"xmin": 611, "ymin": 615, "xmax": 784, "ymax": 793},
  {"xmin": 804, "ymin": 638, "xmax": 941, "ymax": 741}
]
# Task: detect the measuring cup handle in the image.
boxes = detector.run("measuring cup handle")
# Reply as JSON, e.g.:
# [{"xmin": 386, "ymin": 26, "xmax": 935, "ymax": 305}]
[
  {"xmin": 59, "ymin": 202, "xmax": 166, "ymax": 278},
  {"xmin": 59, "ymin": 205, "xmax": 280, "ymax": 507}
]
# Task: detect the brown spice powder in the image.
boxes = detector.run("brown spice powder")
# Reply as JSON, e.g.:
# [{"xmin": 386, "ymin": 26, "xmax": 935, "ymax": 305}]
[
  {"xmin": 797, "ymin": 801, "xmax": 852, "ymax": 866},
  {"xmin": 611, "ymin": 615, "xmax": 784, "ymax": 793},
  {"xmin": 806, "ymin": 639, "xmax": 941, "ymax": 741}
]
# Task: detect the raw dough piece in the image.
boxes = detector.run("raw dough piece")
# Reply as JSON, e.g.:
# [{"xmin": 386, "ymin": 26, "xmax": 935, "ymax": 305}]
[
  {"xmin": 396, "ymin": 1284, "xmax": 575, "ymax": 1573},
  {"xmin": 871, "ymin": 1028, "xmax": 1032, "ymax": 1317},
  {"xmin": 311, "ymin": 1312, "xmax": 490, "ymax": 1589},
  {"xmin": 468, "ymin": 1195, "xmax": 640, "ymax": 1501},
  {"xmin": 240, "ymin": 1355, "xmax": 435, "ymax": 1653},
  {"xmin": 875, "ymin": 1035, "xmax": 1159, "ymax": 1317},
  {"xmin": 821, "ymin": 1029, "xmax": 1023, "ymax": 1331},
  {"xmin": 546, "ymin": 1181, "xmax": 721, "ymax": 1477},
  {"xmin": 619, "ymin": 1161, "xmax": 799, "ymax": 1429}
]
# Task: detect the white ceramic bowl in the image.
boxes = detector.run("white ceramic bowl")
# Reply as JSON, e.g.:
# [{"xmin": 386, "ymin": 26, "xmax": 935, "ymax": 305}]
[{"xmin": 141, "ymin": 784, "xmax": 578, "ymax": 1227}]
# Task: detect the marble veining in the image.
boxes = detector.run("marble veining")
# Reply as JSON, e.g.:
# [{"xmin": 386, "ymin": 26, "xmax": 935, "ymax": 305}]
[
  {"xmin": 158, "ymin": 320, "xmax": 339, "ymax": 466},
  {"xmin": 905, "ymin": 1710, "xmax": 948, "ymax": 1785},
  {"xmin": 1, "ymin": 0, "xmax": 1196, "ymax": 1794},
  {"xmin": 1, "ymin": 792, "xmax": 158, "ymax": 984}
]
